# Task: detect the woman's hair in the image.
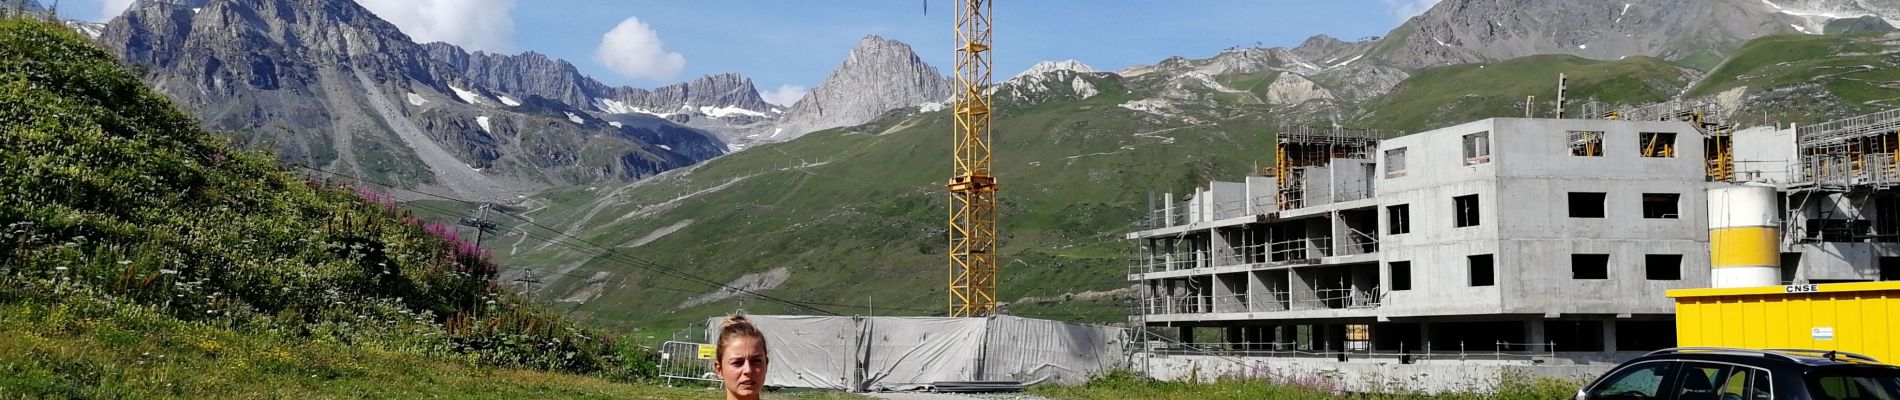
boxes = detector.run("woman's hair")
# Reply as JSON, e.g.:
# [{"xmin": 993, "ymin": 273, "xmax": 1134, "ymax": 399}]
[{"xmin": 715, "ymin": 314, "xmax": 767, "ymax": 361}]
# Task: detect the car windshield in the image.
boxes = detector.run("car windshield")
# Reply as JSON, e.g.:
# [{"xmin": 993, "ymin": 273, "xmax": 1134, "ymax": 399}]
[{"xmin": 1808, "ymin": 367, "xmax": 1900, "ymax": 400}]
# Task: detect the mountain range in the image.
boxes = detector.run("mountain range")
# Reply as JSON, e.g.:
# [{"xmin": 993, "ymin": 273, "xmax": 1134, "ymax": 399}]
[
  {"xmin": 469, "ymin": 0, "xmax": 1900, "ymax": 329},
  {"xmin": 88, "ymin": 0, "xmax": 955, "ymax": 201},
  {"xmin": 56, "ymin": 0, "xmax": 1900, "ymax": 328}
]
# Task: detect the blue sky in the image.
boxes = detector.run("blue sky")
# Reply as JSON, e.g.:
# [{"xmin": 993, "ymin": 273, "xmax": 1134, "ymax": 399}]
[{"xmin": 58, "ymin": 0, "xmax": 1440, "ymax": 105}]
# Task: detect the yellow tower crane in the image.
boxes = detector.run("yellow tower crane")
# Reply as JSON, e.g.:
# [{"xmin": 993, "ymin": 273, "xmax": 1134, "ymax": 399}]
[{"xmin": 947, "ymin": 0, "xmax": 998, "ymax": 317}]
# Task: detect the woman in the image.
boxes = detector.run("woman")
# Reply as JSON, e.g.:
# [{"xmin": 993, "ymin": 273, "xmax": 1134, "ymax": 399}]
[{"xmin": 715, "ymin": 315, "xmax": 769, "ymax": 400}]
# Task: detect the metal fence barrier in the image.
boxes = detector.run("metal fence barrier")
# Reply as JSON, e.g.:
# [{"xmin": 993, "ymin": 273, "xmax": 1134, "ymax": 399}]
[{"xmin": 659, "ymin": 340, "xmax": 719, "ymax": 384}]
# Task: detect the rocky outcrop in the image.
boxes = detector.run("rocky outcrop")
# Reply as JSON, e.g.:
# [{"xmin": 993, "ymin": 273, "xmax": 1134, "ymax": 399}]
[
  {"xmin": 771, "ymin": 35, "xmax": 949, "ymax": 140},
  {"xmin": 1368, "ymin": 0, "xmax": 1807, "ymax": 69},
  {"xmin": 423, "ymin": 43, "xmax": 774, "ymax": 121},
  {"xmin": 1290, "ymin": 35, "xmax": 1375, "ymax": 67},
  {"xmin": 98, "ymin": 0, "xmax": 725, "ymax": 200},
  {"xmin": 1265, "ymin": 73, "xmax": 1335, "ymax": 105},
  {"xmin": 1765, "ymin": 0, "xmax": 1900, "ymax": 31}
]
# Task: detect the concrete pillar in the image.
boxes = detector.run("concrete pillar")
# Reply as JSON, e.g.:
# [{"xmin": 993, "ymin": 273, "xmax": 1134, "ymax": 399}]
[
  {"xmin": 1420, "ymin": 322, "xmax": 1433, "ymax": 353},
  {"xmin": 1331, "ymin": 211, "xmax": 1346, "ymax": 258},
  {"xmin": 1162, "ymin": 192, "xmax": 1175, "ymax": 226},
  {"xmin": 1526, "ymin": 320, "xmax": 1547, "ymax": 353},
  {"xmin": 1290, "ymin": 268, "xmax": 1320, "ymax": 311},
  {"xmin": 1603, "ymin": 320, "xmax": 1619, "ymax": 353}
]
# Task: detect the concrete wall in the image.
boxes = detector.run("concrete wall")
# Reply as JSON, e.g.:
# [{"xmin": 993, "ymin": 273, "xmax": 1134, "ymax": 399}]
[
  {"xmin": 1372, "ymin": 119, "xmax": 1713, "ymax": 318},
  {"xmin": 1489, "ymin": 119, "xmax": 1713, "ymax": 315},
  {"xmin": 1137, "ymin": 353, "xmax": 1610, "ymax": 395},
  {"xmin": 1376, "ymin": 120, "xmax": 1506, "ymax": 316},
  {"xmin": 1211, "ymin": 181, "xmax": 1248, "ymax": 219},
  {"xmin": 1247, "ymin": 176, "xmax": 1276, "ymax": 214},
  {"xmin": 1331, "ymin": 159, "xmax": 1376, "ymax": 203},
  {"xmin": 1783, "ymin": 191, "xmax": 1900, "ymax": 282},
  {"xmin": 1733, "ymin": 126, "xmax": 1795, "ymax": 184}
]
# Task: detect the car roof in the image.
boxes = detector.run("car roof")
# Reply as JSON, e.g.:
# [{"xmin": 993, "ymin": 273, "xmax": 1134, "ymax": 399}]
[{"xmin": 1635, "ymin": 348, "xmax": 1895, "ymax": 369}]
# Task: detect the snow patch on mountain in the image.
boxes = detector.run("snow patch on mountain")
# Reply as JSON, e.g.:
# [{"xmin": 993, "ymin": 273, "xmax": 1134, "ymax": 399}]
[
  {"xmin": 596, "ymin": 98, "xmax": 676, "ymax": 118},
  {"xmin": 565, "ymin": 112, "xmax": 585, "ymax": 125},
  {"xmin": 449, "ymin": 85, "xmax": 486, "ymax": 105},
  {"xmin": 476, "ymin": 116, "xmax": 491, "ymax": 133},
  {"xmin": 498, "ymin": 95, "xmax": 521, "ymax": 107},
  {"xmin": 699, "ymin": 105, "xmax": 767, "ymax": 119},
  {"xmin": 406, "ymin": 92, "xmax": 427, "ymax": 106}
]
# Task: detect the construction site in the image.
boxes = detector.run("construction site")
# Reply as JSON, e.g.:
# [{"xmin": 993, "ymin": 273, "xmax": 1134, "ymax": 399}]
[
  {"xmin": 1116, "ymin": 103, "xmax": 1900, "ymax": 392},
  {"xmin": 641, "ymin": 95, "xmax": 1900, "ymax": 394},
  {"xmin": 646, "ymin": 1, "xmax": 1900, "ymax": 396}
]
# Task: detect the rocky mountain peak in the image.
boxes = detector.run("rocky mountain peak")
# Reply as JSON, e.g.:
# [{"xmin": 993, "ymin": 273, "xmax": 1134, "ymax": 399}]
[
  {"xmin": 654, "ymin": 73, "xmax": 770, "ymax": 113},
  {"xmin": 1762, "ymin": 0, "xmax": 1900, "ymax": 31},
  {"xmin": 424, "ymin": 42, "xmax": 597, "ymax": 107},
  {"xmin": 1014, "ymin": 59, "xmax": 1096, "ymax": 80},
  {"xmin": 1369, "ymin": 0, "xmax": 1808, "ymax": 70},
  {"xmin": 1290, "ymin": 34, "xmax": 1365, "ymax": 64},
  {"xmin": 97, "ymin": 0, "xmax": 728, "ymax": 200},
  {"xmin": 768, "ymin": 34, "xmax": 948, "ymax": 142}
]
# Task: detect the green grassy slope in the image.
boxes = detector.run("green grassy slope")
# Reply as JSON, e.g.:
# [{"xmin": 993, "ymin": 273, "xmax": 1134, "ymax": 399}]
[
  {"xmin": 1687, "ymin": 33, "xmax": 1900, "ymax": 124},
  {"xmin": 498, "ymin": 75, "xmax": 1280, "ymax": 329},
  {"xmin": 501, "ymin": 33, "xmax": 1900, "ymax": 333},
  {"xmin": 0, "ymin": 16, "xmax": 720, "ymax": 397},
  {"xmin": 1355, "ymin": 55, "xmax": 1692, "ymax": 132}
]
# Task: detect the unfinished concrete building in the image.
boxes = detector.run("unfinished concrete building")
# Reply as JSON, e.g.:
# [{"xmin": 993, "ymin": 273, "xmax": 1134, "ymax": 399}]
[
  {"xmin": 1770, "ymin": 109, "xmax": 1900, "ymax": 283},
  {"xmin": 1129, "ymin": 118, "xmax": 1719, "ymax": 360}
]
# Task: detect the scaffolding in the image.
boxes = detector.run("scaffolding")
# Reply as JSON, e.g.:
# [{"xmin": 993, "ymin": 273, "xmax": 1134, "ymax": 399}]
[
  {"xmin": 1271, "ymin": 125, "xmax": 1382, "ymax": 210},
  {"xmin": 1781, "ymin": 109, "xmax": 1900, "ymax": 243},
  {"xmin": 1596, "ymin": 100, "xmax": 1736, "ymax": 181},
  {"xmin": 1792, "ymin": 109, "xmax": 1900, "ymax": 190}
]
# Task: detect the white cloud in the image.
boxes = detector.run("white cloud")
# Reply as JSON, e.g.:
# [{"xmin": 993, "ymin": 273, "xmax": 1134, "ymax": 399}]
[
  {"xmin": 101, "ymin": 0, "xmax": 136, "ymax": 19},
  {"xmin": 1380, "ymin": 0, "xmax": 1443, "ymax": 21},
  {"xmin": 760, "ymin": 84, "xmax": 808, "ymax": 107},
  {"xmin": 595, "ymin": 16, "xmax": 686, "ymax": 82},
  {"xmin": 353, "ymin": 0, "xmax": 518, "ymax": 53}
]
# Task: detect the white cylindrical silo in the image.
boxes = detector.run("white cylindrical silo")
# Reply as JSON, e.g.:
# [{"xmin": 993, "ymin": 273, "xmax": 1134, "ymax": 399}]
[{"xmin": 1707, "ymin": 184, "xmax": 1781, "ymax": 288}]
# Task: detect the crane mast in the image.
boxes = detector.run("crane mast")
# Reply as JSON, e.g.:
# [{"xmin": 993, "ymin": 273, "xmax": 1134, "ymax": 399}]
[{"xmin": 947, "ymin": 0, "xmax": 997, "ymax": 317}]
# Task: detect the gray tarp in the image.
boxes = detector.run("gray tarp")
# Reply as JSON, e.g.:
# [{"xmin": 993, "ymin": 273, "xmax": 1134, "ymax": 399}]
[{"xmin": 705, "ymin": 315, "xmax": 1126, "ymax": 391}]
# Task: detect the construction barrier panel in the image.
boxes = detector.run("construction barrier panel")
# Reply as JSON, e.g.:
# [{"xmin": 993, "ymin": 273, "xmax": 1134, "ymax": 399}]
[
  {"xmin": 702, "ymin": 315, "xmax": 1126, "ymax": 391},
  {"xmin": 658, "ymin": 340, "xmax": 719, "ymax": 383},
  {"xmin": 1669, "ymin": 281, "xmax": 1900, "ymax": 363}
]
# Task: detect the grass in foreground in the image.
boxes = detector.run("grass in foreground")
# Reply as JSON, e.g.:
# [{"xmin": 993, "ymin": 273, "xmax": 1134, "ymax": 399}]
[
  {"xmin": 0, "ymin": 297, "xmax": 697, "ymax": 399},
  {"xmin": 1031, "ymin": 370, "xmax": 1580, "ymax": 400},
  {"xmin": 0, "ymin": 296, "xmax": 865, "ymax": 399}
]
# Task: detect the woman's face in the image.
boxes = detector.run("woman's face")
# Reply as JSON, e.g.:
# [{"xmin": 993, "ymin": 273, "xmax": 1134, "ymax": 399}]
[{"xmin": 716, "ymin": 336, "xmax": 768, "ymax": 399}]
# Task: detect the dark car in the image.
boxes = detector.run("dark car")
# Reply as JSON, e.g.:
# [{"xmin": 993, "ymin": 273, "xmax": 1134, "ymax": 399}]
[{"xmin": 1576, "ymin": 347, "xmax": 1900, "ymax": 400}]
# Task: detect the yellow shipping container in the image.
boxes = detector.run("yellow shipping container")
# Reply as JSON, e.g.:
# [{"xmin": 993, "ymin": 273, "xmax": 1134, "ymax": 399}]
[{"xmin": 1669, "ymin": 281, "xmax": 1900, "ymax": 363}]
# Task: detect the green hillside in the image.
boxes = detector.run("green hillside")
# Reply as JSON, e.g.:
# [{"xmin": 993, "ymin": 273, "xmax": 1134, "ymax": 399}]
[
  {"xmin": 1356, "ymin": 54, "xmax": 1693, "ymax": 132},
  {"xmin": 1688, "ymin": 33, "xmax": 1900, "ymax": 124},
  {"xmin": 476, "ymin": 33, "xmax": 1900, "ymax": 334},
  {"xmin": 0, "ymin": 16, "xmax": 715, "ymax": 397},
  {"xmin": 494, "ymin": 74, "xmax": 1279, "ymax": 329}
]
